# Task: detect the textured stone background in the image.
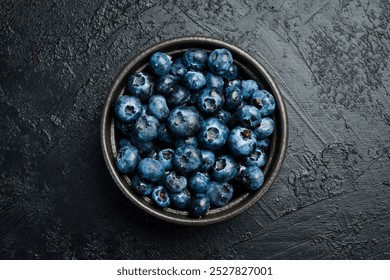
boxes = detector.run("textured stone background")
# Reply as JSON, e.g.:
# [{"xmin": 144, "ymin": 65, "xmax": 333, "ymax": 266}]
[{"xmin": 1, "ymin": 0, "xmax": 390, "ymax": 259}]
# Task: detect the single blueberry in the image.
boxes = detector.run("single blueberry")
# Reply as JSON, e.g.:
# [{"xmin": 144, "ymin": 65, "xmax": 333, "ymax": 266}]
[
  {"xmin": 116, "ymin": 121, "xmax": 134, "ymax": 137},
  {"xmin": 241, "ymin": 80, "xmax": 259, "ymax": 101},
  {"xmin": 167, "ymin": 106, "xmax": 201, "ymax": 138},
  {"xmin": 119, "ymin": 138, "xmax": 132, "ymax": 148},
  {"xmin": 204, "ymin": 72, "xmax": 224, "ymax": 92},
  {"xmin": 237, "ymin": 105, "xmax": 262, "ymax": 128},
  {"xmin": 134, "ymin": 115, "xmax": 160, "ymax": 142},
  {"xmin": 172, "ymin": 145, "xmax": 202, "ymax": 175},
  {"xmin": 127, "ymin": 72, "xmax": 154, "ymax": 102},
  {"xmin": 114, "ymin": 95, "xmax": 142, "ymax": 123},
  {"xmin": 156, "ymin": 74, "xmax": 177, "ymax": 95},
  {"xmin": 170, "ymin": 189, "xmax": 191, "ymax": 209},
  {"xmin": 147, "ymin": 95, "xmax": 170, "ymax": 121},
  {"xmin": 242, "ymin": 165, "xmax": 264, "ymax": 191},
  {"xmin": 189, "ymin": 193, "xmax": 210, "ymax": 218},
  {"xmin": 166, "ymin": 85, "xmax": 190, "ymax": 108},
  {"xmin": 250, "ymin": 90, "xmax": 276, "ymax": 117},
  {"xmin": 170, "ymin": 60, "xmax": 187, "ymax": 78},
  {"xmin": 164, "ymin": 171, "xmax": 187, "ymax": 193},
  {"xmin": 244, "ymin": 147, "xmax": 267, "ymax": 168},
  {"xmin": 188, "ymin": 172, "xmax": 210, "ymax": 193},
  {"xmin": 257, "ymin": 137, "xmax": 270, "ymax": 151},
  {"xmin": 137, "ymin": 158, "xmax": 165, "ymax": 182},
  {"xmin": 224, "ymin": 86, "xmax": 243, "ymax": 111},
  {"xmin": 198, "ymin": 118, "xmax": 229, "ymax": 150},
  {"xmin": 208, "ymin": 48, "xmax": 233, "ymax": 75},
  {"xmin": 200, "ymin": 149, "xmax": 216, "ymax": 172},
  {"xmin": 222, "ymin": 63, "xmax": 238, "ymax": 80},
  {"xmin": 183, "ymin": 71, "xmax": 206, "ymax": 90},
  {"xmin": 151, "ymin": 186, "xmax": 170, "ymax": 208},
  {"xmin": 157, "ymin": 148, "xmax": 174, "ymax": 171},
  {"xmin": 158, "ymin": 123, "xmax": 174, "ymax": 144},
  {"xmin": 149, "ymin": 52, "xmax": 172, "ymax": 76},
  {"xmin": 228, "ymin": 126, "xmax": 256, "ymax": 156},
  {"xmin": 197, "ymin": 87, "xmax": 225, "ymax": 115},
  {"xmin": 132, "ymin": 137, "xmax": 154, "ymax": 153},
  {"xmin": 131, "ymin": 174, "xmax": 153, "ymax": 196},
  {"xmin": 213, "ymin": 110, "xmax": 232, "ymax": 125},
  {"xmin": 174, "ymin": 136, "xmax": 198, "ymax": 148},
  {"xmin": 228, "ymin": 79, "xmax": 242, "ymax": 88},
  {"xmin": 254, "ymin": 117, "xmax": 275, "ymax": 139},
  {"xmin": 115, "ymin": 145, "xmax": 140, "ymax": 174},
  {"xmin": 212, "ymin": 155, "xmax": 238, "ymax": 182},
  {"xmin": 207, "ymin": 181, "xmax": 234, "ymax": 207},
  {"xmin": 183, "ymin": 49, "xmax": 208, "ymax": 71}
]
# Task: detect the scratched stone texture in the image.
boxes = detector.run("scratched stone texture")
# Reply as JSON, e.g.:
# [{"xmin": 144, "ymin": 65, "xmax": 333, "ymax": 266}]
[{"xmin": 1, "ymin": 0, "xmax": 390, "ymax": 259}]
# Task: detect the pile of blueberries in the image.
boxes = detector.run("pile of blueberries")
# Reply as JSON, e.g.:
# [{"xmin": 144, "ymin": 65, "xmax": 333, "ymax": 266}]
[{"xmin": 114, "ymin": 48, "xmax": 275, "ymax": 217}]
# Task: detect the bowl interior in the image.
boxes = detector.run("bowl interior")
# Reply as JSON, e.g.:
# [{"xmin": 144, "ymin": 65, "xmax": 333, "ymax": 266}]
[{"xmin": 101, "ymin": 37, "xmax": 288, "ymax": 225}]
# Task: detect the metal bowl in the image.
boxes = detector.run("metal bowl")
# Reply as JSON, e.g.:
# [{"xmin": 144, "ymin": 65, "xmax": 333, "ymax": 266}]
[{"xmin": 101, "ymin": 36, "xmax": 288, "ymax": 225}]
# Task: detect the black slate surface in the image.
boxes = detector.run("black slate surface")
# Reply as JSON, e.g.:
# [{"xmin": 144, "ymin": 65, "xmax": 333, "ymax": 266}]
[{"xmin": 1, "ymin": 0, "xmax": 389, "ymax": 260}]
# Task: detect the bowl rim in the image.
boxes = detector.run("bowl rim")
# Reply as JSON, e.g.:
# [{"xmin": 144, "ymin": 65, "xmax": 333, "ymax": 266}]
[{"xmin": 101, "ymin": 36, "xmax": 288, "ymax": 226}]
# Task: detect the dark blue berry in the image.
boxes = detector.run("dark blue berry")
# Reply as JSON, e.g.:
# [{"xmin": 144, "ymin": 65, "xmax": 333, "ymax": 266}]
[
  {"xmin": 166, "ymin": 85, "xmax": 190, "ymax": 108},
  {"xmin": 207, "ymin": 181, "xmax": 234, "ymax": 207},
  {"xmin": 197, "ymin": 87, "xmax": 225, "ymax": 115},
  {"xmin": 158, "ymin": 123, "xmax": 174, "ymax": 144},
  {"xmin": 188, "ymin": 172, "xmax": 210, "ymax": 193},
  {"xmin": 172, "ymin": 144, "xmax": 202, "ymax": 175},
  {"xmin": 228, "ymin": 79, "xmax": 242, "ymax": 88},
  {"xmin": 116, "ymin": 121, "xmax": 134, "ymax": 137},
  {"xmin": 213, "ymin": 110, "xmax": 232, "ymax": 125},
  {"xmin": 148, "ymin": 95, "xmax": 170, "ymax": 121},
  {"xmin": 200, "ymin": 149, "xmax": 216, "ymax": 171},
  {"xmin": 167, "ymin": 106, "xmax": 201, "ymax": 138},
  {"xmin": 183, "ymin": 49, "xmax": 208, "ymax": 71},
  {"xmin": 156, "ymin": 74, "xmax": 177, "ymax": 95},
  {"xmin": 212, "ymin": 155, "xmax": 238, "ymax": 182},
  {"xmin": 170, "ymin": 60, "xmax": 187, "ymax": 78},
  {"xmin": 224, "ymin": 86, "xmax": 242, "ymax": 110},
  {"xmin": 151, "ymin": 186, "xmax": 170, "ymax": 208},
  {"xmin": 254, "ymin": 117, "xmax": 275, "ymax": 139},
  {"xmin": 228, "ymin": 126, "xmax": 256, "ymax": 156},
  {"xmin": 134, "ymin": 115, "xmax": 160, "ymax": 142},
  {"xmin": 119, "ymin": 138, "xmax": 132, "ymax": 148},
  {"xmin": 189, "ymin": 193, "xmax": 210, "ymax": 217},
  {"xmin": 198, "ymin": 118, "xmax": 229, "ymax": 150},
  {"xmin": 222, "ymin": 63, "xmax": 238, "ymax": 80},
  {"xmin": 237, "ymin": 105, "xmax": 262, "ymax": 128},
  {"xmin": 174, "ymin": 136, "xmax": 198, "ymax": 148},
  {"xmin": 164, "ymin": 171, "xmax": 187, "ymax": 193},
  {"xmin": 138, "ymin": 158, "xmax": 165, "ymax": 182},
  {"xmin": 204, "ymin": 72, "xmax": 224, "ymax": 92},
  {"xmin": 244, "ymin": 147, "xmax": 267, "ymax": 168},
  {"xmin": 257, "ymin": 137, "xmax": 270, "ymax": 150},
  {"xmin": 114, "ymin": 95, "xmax": 142, "ymax": 123},
  {"xmin": 115, "ymin": 145, "xmax": 140, "ymax": 174},
  {"xmin": 131, "ymin": 174, "xmax": 154, "ymax": 196},
  {"xmin": 241, "ymin": 80, "xmax": 258, "ymax": 101},
  {"xmin": 183, "ymin": 71, "xmax": 206, "ymax": 90},
  {"xmin": 149, "ymin": 52, "xmax": 172, "ymax": 76},
  {"xmin": 250, "ymin": 90, "xmax": 276, "ymax": 117},
  {"xmin": 127, "ymin": 72, "xmax": 154, "ymax": 102},
  {"xmin": 242, "ymin": 165, "xmax": 264, "ymax": 190},
  {"xmin": 170, "ymin": 189, "xmax": 191, "ymax": 209},
  {"xmin": 157, "ymin": 148, "xmax": 174, "ymax": 171},
  {"xmin": 208, "ymin": 48, "xmax": 233, "ymax": 75}
]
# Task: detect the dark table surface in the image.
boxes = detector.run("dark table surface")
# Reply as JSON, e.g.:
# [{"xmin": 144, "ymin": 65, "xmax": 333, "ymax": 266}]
[{"xmin": 1, "ymin": 0, "xmax": 390, "ymax": 260}]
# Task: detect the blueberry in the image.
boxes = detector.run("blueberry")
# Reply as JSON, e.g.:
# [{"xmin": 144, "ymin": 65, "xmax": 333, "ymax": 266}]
[
  {"xmin": 148, "ymin": 95, "xmax": 170, "ymax": 121},
  {"xmin": 244, "ymin": 147, "xmax": 267, "ymax": 168},
  {"xmin": 183, "ymin": 71, "xmax": 206, "ymax": 90},
  {"xmin": 166, "ymin": 85, "xmax": 190, "ymax": 108},
  {"xmin": 149, "ymin": 52, "xmax": 172, "ymax": 76},
  {"xmin": 170, "ymin": 189, "xmax": 191, "ymax": 209},
  {"xmin": 208, "ymin": 48, "xmax": 233, "ymax": 75},
  {"xmin": 119, "ymin": 138, "xmax": 132, "ymax": 148},
  {"xmin": 207, "ymin": 181, "xmax": 234, "ymax": 207},
  {"xmin": 257, "ymin": 137, "xmax": 270, "ymax": 150},
  {"xmin": 241, "ymin": 80, "xmax": 258, "ymax": 101},
  {"xmin": 133, "ymin": 137, "xmax": 154, "ymax": 153},
  {"xmin": 254, "ymin": 117, "xmax": 275, "ymax": 139},
  {"xmin": 224, "ymin": 86, "xmax": 243, "ymax": 111},
  {"xmin": 116, "ymin": 121, "xmax": 134, "ymax": 137},
  {"xmin": 157, "ymin": 148, "xmax": 174, "ymax": 171},
  {"xmin": 137, "ymin": 158, "xmax": 165, "ymax": 182},
  {"xmin": 170, "ymin": 60, "xmax": 187, "ymax": 78},
  {"xmin": 222, "ymin": 63, "xmax": 238, "ymax": 80},
  {"xmin": 158, "ymin": 123, "xmax": 174, "ymax": 143},
  {"xmin": 114, "ymin": 95, "xmax": 142, "ymax": 123},
  {"xmin": 167, "ymin": 106, "xmax": 201, "ymax": 138},
  {"xmin": 200, "ymin": 149, "xmax": 216, "ymax": 171},
  {"xmin": 151, "ymin": 186, "xmax": 170, "ymax": 208},
  {"xmin": 131, "ymin": 174, "xmax": 153, "ymax": 196},
  {"xmin": 156, "ymin": 74, "xmax": 177, "ymax": 95},
  {"xmin": 228, "ymin": 126, "xmax": 256, "ymax": 156},
  {"xmin": 213, "ymin": 110, "xmax": 232, "ymax": 125},
  {"xmin": 127, "ymin": 72, "xmax": 154, "ymax": 102},
  {"xmin": 174, "ymin": 136, "xmax": 198, "ymax": 148},
  {"xmin": 173, "ymin": 144, "xmax": 202, "ymax": 175},
  {"xmin": 250, "ymin": 90, "xmax": 276, "ymax": 117},
  {"xmin": 134, "ymin": 115, "xmax": 160, "ymax": 142},
  {"xmin": 145, "ymin": 148, "xmax": 159, "ymax": 159},
  {"xmin": 188, "ymin": 172, "xmax": 210, "ymax": 193},
  {"xmin": 198, "ymin": 118, "xmax": 229, "ymax": 150},
  {"xmin": 212, "ymin": 155, "xmax": 238, "ymax": 182},
  {"xmin": 234, "ymin": 163, "xmax": 247, "ymax": 183},
  {"xmin": 197, "ymin": 87, "xmax": 225, "ymax": 115},
  {"xmin": 237, "ymin": 105, "xmax": 262, "ymax": 128},
  {"xmin": 115, "ymin": 145, "xmax": 140, "ymax": 174},
  {"xmin": 183, "ymin": 49, "xmax": 208, "ymax": 71},
  {"xmin": 228, "ymin": 79, "xmax": 242, "ymax": 88},
  {"xmin": 164, "ymin": 171, "xmax": 187, "ymax": 193},
  {"xmin": 242, "ymin": 165, "xmax": 264, "ymax": 191},
  {"xmin": 204, "ymin": 72, "xmax": 224, "ymax": 92},
  {"xmin": 189, "ymin": 193, "xmax": 210, "ymax": 217}
]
